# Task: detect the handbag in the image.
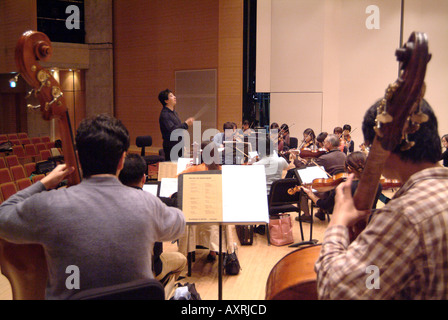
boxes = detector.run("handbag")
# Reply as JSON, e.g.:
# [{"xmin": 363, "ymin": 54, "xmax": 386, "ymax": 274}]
[
  {"xmin": 223, "ymin": 246, "xmax": 241, "ymax": 275},
  {"xmin": 269, "ymin": 214, "xmax": 294, "ymax": 246}
]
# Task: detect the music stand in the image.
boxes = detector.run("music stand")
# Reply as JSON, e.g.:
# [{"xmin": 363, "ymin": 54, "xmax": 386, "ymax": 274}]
[{"xmin": 288, "ymin": 166, "xmax": 327, "ymax": 247}]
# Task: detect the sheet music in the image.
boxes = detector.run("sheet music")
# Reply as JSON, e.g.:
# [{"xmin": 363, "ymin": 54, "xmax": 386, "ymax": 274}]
[
  {"xmin": 177, "ymin": 157, "xmax": 193, "ymax": 174},
  {"xmin": 158, "ymin": 162, "xmax": 178, "ymax": 181},
  {"xmin": 221, "ymin": 165, "xmax": 269, "ymax": 223},
  {"xmin": 159, "ymin": 178, "xmax": 178, "ymax": 198},
  {"xmin": 181, "ymin": 173, "xmax": 223, "ymax": 222},
  {"xmin": 142, "ymin": 184, "xmax": 159, "ymax": 196},
  {"xmin": 296, "ymin": 166, "xmax": 328, "ymax": 184}
]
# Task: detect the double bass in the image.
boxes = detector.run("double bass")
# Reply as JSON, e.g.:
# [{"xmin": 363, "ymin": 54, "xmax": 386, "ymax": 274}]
[
  {"xmin": 266, "ymin": 32, "xmax": 431, "ymax": 300},
  {"xmin": 0, "ymin": 31, "xmax": 81, "ymax": 299}
]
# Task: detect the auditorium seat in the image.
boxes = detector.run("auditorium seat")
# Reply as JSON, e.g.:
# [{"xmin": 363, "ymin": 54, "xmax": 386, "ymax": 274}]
[
  {"xmin": 5, "ymin": 155, "xmax": 20, "ymax": 167},
  {"xmin": 24, "ymin": 162, "xmax": 36, "ymax": 176},
  {"xmin": 0, "ymin": 168, "xmax": 13, "ymax": 184},
  {"xmin": 10, "ymin": 165, "xmax": 27, "ymax": 181},
  {"xmin": 0, "ymin": 182, "xmax": 17, "ymax": 201},
  {"xmin": 16, "ymin": 177, "xmax": 32, "ymax": 190}
]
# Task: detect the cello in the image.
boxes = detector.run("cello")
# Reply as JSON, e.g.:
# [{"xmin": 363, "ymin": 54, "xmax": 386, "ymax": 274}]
[
  {"xmin": 0, "ymin": 31, "xmax": 81, "ymax": 299},
  {"xmin": 266, "ymin": 31, "xmax": 431, "ymax": 300}
]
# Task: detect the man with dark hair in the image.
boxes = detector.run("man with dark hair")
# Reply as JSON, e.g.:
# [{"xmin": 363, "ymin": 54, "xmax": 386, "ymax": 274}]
[
  {"xmin": 0, "ymin": 114, "xmax": 186, "ymax": 299},
  {"xmin": 316, "ymin": 99, "xmax": 448, "ymax": 299},
  {"xmin": 158, "ymin": 89, "xmax": 194, "ymax": 161},
  {"xmin": 119, "ymin": 153, "xmax": 186, "ymax": 298}
]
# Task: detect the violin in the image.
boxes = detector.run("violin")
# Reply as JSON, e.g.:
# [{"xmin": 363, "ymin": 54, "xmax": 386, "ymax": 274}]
[
  {"xmin": 266, "ymin": 32, "xmax": 431, "ymax": 300},
  {"xmin": 0, "ymin": 31, "xmax": 82, "ymax": 300}
]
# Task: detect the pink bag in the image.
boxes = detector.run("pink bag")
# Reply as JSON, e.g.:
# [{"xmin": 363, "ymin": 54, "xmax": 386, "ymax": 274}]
[{"xmin": 269, "ymin": 214, "xmax": 294, "ymax": 246}]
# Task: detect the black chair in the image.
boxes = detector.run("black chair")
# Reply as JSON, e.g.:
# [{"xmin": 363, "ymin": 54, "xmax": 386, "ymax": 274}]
[
  {"xmin": 268, "ymin": 178, "xmax": 318, "ymax": 247},
  {"xmin": 136, "ymin": 136, "xmax": 165, "ymax": 177},
  {"xmin": 68, "ymin": 278, "xmax": 165, "ymax": 300},
  {"xmin": 289, "ymin": 137, "xmax": 298, "ymax": 149}
]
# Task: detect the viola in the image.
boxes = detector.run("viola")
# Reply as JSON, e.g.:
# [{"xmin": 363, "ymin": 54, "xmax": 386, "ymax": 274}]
[
  {"xmin": 0, "ymin": 31, "xmax": 82, "ymax": 300},
  {"xmin": 299, "ymin": 148, "xmax": 327, "ymax": 159},
  {"xmin": 266, "ymin": 32, "xmax": 431, "ymax": 300}
]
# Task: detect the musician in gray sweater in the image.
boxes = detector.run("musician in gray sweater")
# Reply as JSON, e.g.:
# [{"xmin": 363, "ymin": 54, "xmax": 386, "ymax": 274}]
[{"xmin": 0, "ymin": 115, "xmax": 186, "ymax": 299}]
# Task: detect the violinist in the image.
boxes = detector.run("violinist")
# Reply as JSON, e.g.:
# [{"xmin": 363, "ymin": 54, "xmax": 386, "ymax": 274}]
[
  {"xmin": 314, "ymin": 134, "xmax": 346, "ymax": 176},
  {"xmin": 316, "ymin": 99, "xmax": 448, "ymax": 299},
  {"xmin": 0, "ymin": 115, "xmax": 186, "ymax": 299},
  {"xmin": 342, "ymin": 124, "xmax": 355, "ymax": 154},
  {"xmin": 279, "ymin": 123, "xmax": 291, "ymax": 151},
  {"xmin": 301, "ymin": 151, "xmax": 382, "ymax": 221}
]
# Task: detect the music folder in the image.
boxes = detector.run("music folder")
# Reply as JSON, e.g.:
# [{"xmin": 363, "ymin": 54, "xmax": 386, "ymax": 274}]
[{"xmin": 177, "ymin": 165, "xmax": 269, "ymax": 224}]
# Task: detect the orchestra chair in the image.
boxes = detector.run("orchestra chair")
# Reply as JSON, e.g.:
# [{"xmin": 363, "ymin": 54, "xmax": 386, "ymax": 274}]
[
  {"xmin": 5, "ymin": 155, "xmax": 20, "ymax": 167},
  {"xmin": 10, "ymin": 165, "xmax": 27, "ymax": 181},
  {"xmin": 0, "ymin": 168, "xmax": 13, "ymax": 184},
  {"xmin": 268, "ymin": 179, "xmax": 302, "ymax": 245},
  {"xmin": 289, "ymin": 137, "xmax": 298, "ymax": 149},
  {"xmin": 268, "ymin": 178, "xmax": 317, "ymax": 247},
  {"xmin": 136, "ymin": 136, "xmax": 165, "ymax": 180},
  {"xmin": 16, "ymin": 177, "xmax": 32, "ymax": 190},
  {"xmin": 68, "ymin": 278, "xmax": 165, "ymax": 300},
  {"xmin": 0, "ymin": 182, "xmax": 18, "ymax": 201}
]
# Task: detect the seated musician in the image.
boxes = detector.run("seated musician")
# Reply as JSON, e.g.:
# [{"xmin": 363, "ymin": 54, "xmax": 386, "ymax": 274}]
[
  {"xmin": 301, "ymin": 151, "xmax": 382, "ymax": 220},
  {"xmin": 316, "ymin": 132, "xmax": 328, "ymax": 149},
  {"xmin": 316, "ymin": 99, "xmax": 448, "ymax": 299},
  {"xmin": 0, "ymin": 114, "xmax": 186, "ymax": 299},
  {"xmin": 212, "ymin": 121, "xmax": 236, "ymax": 148},
  {"xmin": 279, "ymin": 123, "xmax": 291, "ymax": 151},
  {"xmin": 177, "ymin": 141, "xmax": 237, "ymax": 262},
  {"xmin": 118, "ymin": 153, "xmax": 187, "ymax": 298},
  {"xmin": 342, "ymin": 124, "xmax": 355, "ymax": 154}
]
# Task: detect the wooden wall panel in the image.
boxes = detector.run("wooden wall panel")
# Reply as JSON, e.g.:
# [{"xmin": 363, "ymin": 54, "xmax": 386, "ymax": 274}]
[
  {"xmin": 114, "ymin": 0, "xmax": 220, "ymax": 151},
  {"xmin": 0, "ymin": 0, "xmax": 37, "ymax": 74}
]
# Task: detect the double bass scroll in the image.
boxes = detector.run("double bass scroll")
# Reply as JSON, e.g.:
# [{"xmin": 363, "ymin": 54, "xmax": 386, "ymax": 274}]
[{"xmin": 0, "ymin": 31, "xmax": 82, "ymax": 300}]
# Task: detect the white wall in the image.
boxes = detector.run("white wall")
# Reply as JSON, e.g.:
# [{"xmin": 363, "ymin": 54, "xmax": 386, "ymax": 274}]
[{"xmin": 258, "ymin": 0, "xmax": 447, "ymax": 148}]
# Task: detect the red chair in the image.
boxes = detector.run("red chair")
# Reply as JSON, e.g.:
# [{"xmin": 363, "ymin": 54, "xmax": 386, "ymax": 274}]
[
  {"xmin": 0, "ymin": 168, "xmax": 13, "ymax": 184},
  {"xmin": 20, "ymin": 138, "xmax": 31, "ymax": 145},
  {"xmin": 32, "ymin": 174, "xmax": 45, "ymax": 183},
  {"xmin": 16, "ymin": 177, "xmax": 32, "ymax": 190},
  {"xmin": 41, "ymin": 136, "xmax": 51, "ymax": 143},
  {"xmin": 40, "ymin": 150, "xmax": 52, "ymax": 161},
  {"xmin": 17, "ymin": 132, "xmax": 28, "ymax": 139},
  {"xmin": 7, "ymin": 134, "xmax": 18, "ymax": 140},
  {"xmin": 10, "ymin": 165, "xmax": 27, "ymax": 181},
  {"xmin": 24, "ymin": 144, "xmax": 39, "ymax": 162},
  {"xmin": 0, "ymin": 135, "xmax": 7, "ymax": 142},
  {"xmin": 5, "ymin": 155, "xmax": 20, "ymax": 167},
  {"xmin": 10, "ymin": 139, "xmax": 21, "ymax": 146},
  {"xmin": 31, "ymin": 137, "xmax": 42, "ymax": 144},
  {"xmin": 0, "ymin": 182, "xmax": 18, "ymax": 200},
  {"xmin": 12, "ymin": 145, "xmax": 27, "ymax": 160},
  {"xmin": 24, "ymin": 162, "xmax": 36, "ymax": 176},
  {"xmin": 35, "ymin": 142, "xmax": 47, "ymax": 153},
  {"xmin": 0, "ymin": 157, "xmax": 6, "ymax": 169}
]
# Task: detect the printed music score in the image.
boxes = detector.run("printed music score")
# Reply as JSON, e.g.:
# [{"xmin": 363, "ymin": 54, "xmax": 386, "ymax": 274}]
[{"xmin": 181, "ymin": 174, "xmax": 223, "ymax": 222}]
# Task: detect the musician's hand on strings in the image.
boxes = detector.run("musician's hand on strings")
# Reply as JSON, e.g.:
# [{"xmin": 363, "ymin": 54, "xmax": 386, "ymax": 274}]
[
  {"xmin": 330, "ymin": 174, "xmax": 370, "ymax": 228},
  {"xmin": 41, "ymin": 164, "xmax": 75, "ymax": 190}
]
